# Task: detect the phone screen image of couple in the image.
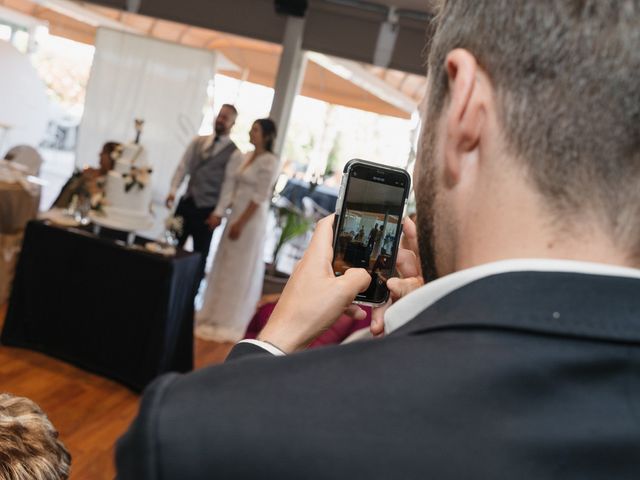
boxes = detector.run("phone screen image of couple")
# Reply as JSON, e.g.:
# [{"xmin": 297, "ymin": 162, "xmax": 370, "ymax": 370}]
[{"xmin": 334, "ymin": 176, "xmax": 405, "ymax": 300}]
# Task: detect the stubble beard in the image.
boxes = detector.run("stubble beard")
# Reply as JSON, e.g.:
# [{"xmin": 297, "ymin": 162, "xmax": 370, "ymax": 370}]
[{"xmin": 416, "ymin": 123, "xmax": 440, "ymax": 283}]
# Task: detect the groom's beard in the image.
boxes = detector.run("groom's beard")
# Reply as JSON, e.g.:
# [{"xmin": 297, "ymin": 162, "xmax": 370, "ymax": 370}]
[{"xmin": 416, "ymin": 125, "xmax": 440, "ymax": 283}]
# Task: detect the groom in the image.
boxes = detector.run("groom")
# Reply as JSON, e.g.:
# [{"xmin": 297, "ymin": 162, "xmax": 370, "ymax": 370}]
[{"xmin": 166, "ymin": 104, "xmax": 244, "ymax": 279}]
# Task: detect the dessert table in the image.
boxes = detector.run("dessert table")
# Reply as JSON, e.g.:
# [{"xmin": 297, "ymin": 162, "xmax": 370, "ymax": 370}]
[{"xmin": 1, "ymin": 220, "xmax": 201, "ymax": 392}]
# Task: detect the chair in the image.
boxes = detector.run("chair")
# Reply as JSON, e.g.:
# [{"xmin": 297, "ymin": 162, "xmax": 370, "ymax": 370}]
[
  {"xmin": 301, "ymin": 196, "xmax": 331, "ymax": 221},
  {"xmin": 0, "ymin": 153, "xmax": 41, "ymax": 304},
  {"xmin": 4, "ymin": 145, "xmax": 43, "ymax": 176}
]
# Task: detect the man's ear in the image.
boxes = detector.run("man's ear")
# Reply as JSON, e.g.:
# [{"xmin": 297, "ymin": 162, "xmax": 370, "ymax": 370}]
[{"xmin": 442, "ymin": 49, "xmax": 485, "ymax": 187}]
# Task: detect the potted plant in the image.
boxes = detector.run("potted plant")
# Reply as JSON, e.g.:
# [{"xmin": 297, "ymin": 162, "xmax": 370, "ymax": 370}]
[{"xmin": 262, "ymin": 201, "xmax": 313, "ymax": 294}]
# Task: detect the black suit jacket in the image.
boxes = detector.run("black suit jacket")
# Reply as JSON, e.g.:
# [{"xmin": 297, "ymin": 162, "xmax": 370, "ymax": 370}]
[{"xmin": 116, "ymin": 272, "xmax": 640, "ymax": 479}]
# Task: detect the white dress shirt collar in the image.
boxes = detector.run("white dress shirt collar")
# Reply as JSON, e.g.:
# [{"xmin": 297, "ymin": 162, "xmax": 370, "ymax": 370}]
[
  {"xmin": 384, "ymin": 259, "xmax": 640, "ymax": 334},
  {"xmin": 201, "ymin": 133, "xmax": 231, "ymax": 154}
]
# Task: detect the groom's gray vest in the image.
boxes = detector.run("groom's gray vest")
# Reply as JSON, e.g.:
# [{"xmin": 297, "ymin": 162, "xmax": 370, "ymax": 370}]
[{"xmin": 186, "ymin": 136, "xmax": 238, "ymax": 208}]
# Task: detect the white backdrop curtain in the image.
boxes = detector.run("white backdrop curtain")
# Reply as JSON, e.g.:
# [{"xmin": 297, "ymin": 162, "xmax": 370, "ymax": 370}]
[{"xmin": 76, "ymin": 27, "xmax": 217, "ymax": 204}]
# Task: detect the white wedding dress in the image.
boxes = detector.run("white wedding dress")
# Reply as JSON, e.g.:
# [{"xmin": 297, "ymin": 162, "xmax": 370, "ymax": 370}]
[{"xmin": 195, "ymin": 151, "xmax": 279, "ymax": 342}]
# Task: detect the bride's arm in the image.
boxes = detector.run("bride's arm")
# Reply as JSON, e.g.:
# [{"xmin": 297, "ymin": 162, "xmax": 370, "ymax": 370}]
[
  {"xmin": 228, "ymin": 154, "xmax": 278, "ymax": 240},
  {"xmin": 206, "ymin": 150, "xmax": 244, "ymax": 230}
]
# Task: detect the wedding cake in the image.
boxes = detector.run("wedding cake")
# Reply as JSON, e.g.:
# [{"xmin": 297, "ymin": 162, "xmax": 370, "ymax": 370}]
[{"xmin": 95, "ymin": 120, "xmax": 154, "ymax": 230}]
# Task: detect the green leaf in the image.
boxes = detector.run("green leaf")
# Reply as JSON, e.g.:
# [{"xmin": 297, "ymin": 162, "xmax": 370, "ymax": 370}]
[{"xmin": 273, "ymin": 209, "xmax": 312, "ymax": 263}]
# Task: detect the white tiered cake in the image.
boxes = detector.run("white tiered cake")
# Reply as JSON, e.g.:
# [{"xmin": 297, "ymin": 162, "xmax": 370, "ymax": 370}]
[
  {"xmin": 91, "ymin": 120, "xmax": 154, "ymax": 231},
  {"xmin": 101, "ymin": 144, "xmax": 154, "ymax": 230}
]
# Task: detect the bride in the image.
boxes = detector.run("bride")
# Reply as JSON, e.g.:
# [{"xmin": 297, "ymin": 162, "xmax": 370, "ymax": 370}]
[{"xmin": 195, "ymin": 118, "xmax": 279, "ymax": 343}]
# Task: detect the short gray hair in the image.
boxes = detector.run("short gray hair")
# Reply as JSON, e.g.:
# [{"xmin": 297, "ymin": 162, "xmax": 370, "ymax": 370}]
[
  {"xmin": 426, "ymin": 0, "xmax": 640, "ymax": 259},
  {"xmin": 0, "ymin": 393, "xmax": 71, "ymax": 480}
]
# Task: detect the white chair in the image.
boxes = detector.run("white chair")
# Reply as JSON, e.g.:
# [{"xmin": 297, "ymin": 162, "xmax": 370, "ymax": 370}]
[{"xmin": 4, "ymin": 145, "xmax": 43, "ymax": 176}]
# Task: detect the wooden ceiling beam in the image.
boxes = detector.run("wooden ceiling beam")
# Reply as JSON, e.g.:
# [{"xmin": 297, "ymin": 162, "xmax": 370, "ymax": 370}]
[
  {"xmin": 410, "ymin": 77, "xmax": 425, "ymax": 99},
  {"xmin": 147, "ymin": 17, "xmax": 157, "ymax": 35},
  {"xmin": 397, "ymin": 72, "xmax": 410, "ymax": 92},
  {"xmin": 176, "ymin": 25, "xmax": 189, "ymax": 43}
]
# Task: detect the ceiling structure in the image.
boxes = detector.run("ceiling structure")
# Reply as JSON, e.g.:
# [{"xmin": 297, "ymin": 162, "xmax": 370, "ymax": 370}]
[
  {"xmin": 77, "ymin": 0, "xmax": 437, "ymax": 73},
  {"xmin": 0, "ymin": 0, "xmax": 434, "ymax": 118}
]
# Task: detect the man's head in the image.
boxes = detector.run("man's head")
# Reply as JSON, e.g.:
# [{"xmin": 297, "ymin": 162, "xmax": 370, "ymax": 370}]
[
  {"xmin": 0, "ymin": 393, "xmax": 71, "ymax": 479},
  {"xmin": 214, "ymin": 104, "xmax": 238, "ymax": 136},
  {"xmin": 415, "ymin": 0, "xmax": 640, "ymax": 280}
]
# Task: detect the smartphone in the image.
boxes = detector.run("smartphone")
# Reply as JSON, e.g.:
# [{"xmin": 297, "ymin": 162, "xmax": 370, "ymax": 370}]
[{"xmin": 332, "ymin": 159, "xmax": 411, "ymax": 305}]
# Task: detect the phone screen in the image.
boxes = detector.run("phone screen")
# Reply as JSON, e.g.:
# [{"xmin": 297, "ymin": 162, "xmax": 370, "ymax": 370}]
[{"xmin": 333, "ymin": 162, "xmax": 409, "ymax": 304}]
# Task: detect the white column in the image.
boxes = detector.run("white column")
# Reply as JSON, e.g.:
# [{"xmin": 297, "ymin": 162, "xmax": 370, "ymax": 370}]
[
  {"xmin": 373, "ymin": 7, "xmax": 399, "ymax": 68},
  {"xmin": 27, "ymin": 25, "xmax": 39, "ymax": 54},
  {"xmin": 270, "ymin": 16, "xmax": 308, "ymax": 157},
  {"xmin": 126, "ymin": 0, "xmax": 142, "ymax": 13}
]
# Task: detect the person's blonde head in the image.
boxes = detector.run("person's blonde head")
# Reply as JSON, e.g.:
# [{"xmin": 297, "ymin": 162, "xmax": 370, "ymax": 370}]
[{"xmin": 0, "ymin": 393, "xmax": 71, "ymax": 480}]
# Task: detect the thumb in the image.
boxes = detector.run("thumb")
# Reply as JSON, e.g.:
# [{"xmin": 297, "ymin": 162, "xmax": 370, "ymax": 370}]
[
  {"xmin": 387, "ymin": 277, "xmax": 423, "ymax": 300},
  {"xmin": 370, "ymin": 299, "xmax": 391, "ymax": 336},
  {"xmin": 338, "ymin": 268, "xmax": 372, "ymax": 298}
]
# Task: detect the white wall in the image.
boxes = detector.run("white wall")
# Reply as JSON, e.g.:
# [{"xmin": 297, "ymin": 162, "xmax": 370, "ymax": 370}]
[{"xmin": 0, "ymin": 40, "xmax": 48, "ymax": 157}]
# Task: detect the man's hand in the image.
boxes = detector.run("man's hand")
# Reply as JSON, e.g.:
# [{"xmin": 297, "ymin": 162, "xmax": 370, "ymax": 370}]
[
  {"xmin": 228, "ymin": 221, "xmax": 244, "ymax": 240},
  {"xmin": 370, "ymin": 217, "xmax": 424, "ymax": 336},
  {"xmin": 258, "ymin": 215, "xmax": 371, "ymax": 353},
  {"xmin": 165, "ymin": 193, "xmax": 175, "ymax": 209},
  {"xmin": 206, "ymin": 214, "xmax": 222, "ymax": 231}
]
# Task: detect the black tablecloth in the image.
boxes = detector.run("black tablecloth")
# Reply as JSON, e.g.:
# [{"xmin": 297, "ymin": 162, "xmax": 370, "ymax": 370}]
[{"xmin": 1, "ymin": 221, "xmax": 201, "ymax": 392}]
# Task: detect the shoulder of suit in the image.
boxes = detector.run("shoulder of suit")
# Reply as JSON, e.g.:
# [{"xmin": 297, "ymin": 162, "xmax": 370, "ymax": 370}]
[{"xmin": 190, "ymin": 135, "xmax": 211, "ymax": 149}]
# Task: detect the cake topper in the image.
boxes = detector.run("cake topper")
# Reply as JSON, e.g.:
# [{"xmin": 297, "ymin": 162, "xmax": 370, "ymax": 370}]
[{"xmin": 134, "ymin": 119, "xmax": 144, "ymax": 144}]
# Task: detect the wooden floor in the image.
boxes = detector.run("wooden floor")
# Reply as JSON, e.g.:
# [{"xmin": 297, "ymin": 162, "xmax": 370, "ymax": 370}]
[{"xmin": 0, "ymin": 303, "xmax": 234, "ymax": 479}]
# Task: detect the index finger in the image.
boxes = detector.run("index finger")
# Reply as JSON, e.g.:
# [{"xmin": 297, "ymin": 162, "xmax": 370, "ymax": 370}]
[
  {"xmin": 400, "ymin": 217, "xmax": 421, "ymax": 276},
  {"xmin": 396, "ymin": 248, "xmax": 421, "ymax": 278},
  {"xmin": 400, "ymin": 216, "xmax": 418, "ymax": 251}
]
